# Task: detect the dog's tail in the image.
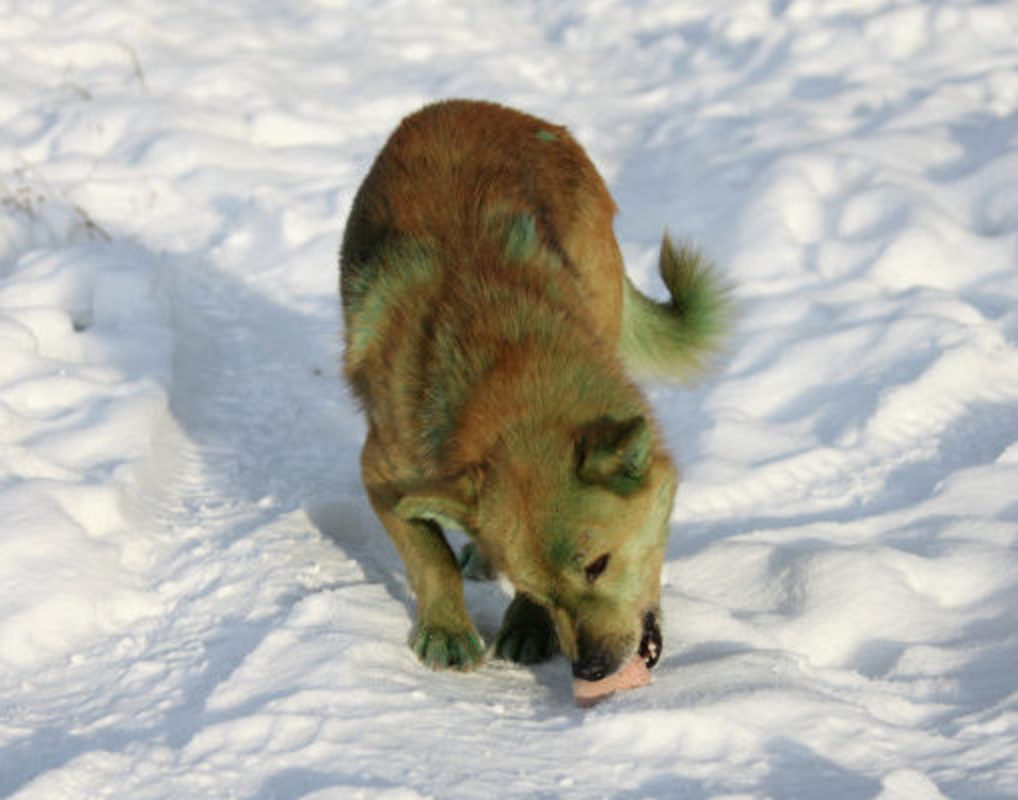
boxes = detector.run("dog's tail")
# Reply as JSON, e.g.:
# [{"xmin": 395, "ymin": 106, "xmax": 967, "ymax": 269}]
[{"xmin": 619, "ymin": 234, "xmax": 733, "ymax": 381}]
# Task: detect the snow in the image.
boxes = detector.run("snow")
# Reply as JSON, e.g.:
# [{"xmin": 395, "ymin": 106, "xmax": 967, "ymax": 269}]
[{"xmin": 2, "ymin": 0, "xmax": 1017, "ymax": 797}]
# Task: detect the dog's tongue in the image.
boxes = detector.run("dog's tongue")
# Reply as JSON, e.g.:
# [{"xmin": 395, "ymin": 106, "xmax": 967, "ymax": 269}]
[{"xmin": 573, "ymin": 654, "xmax": 651, "ymax": 708}]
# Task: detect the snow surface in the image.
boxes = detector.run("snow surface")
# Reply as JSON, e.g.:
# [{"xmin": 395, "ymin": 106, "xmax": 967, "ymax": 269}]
[{"xmin": 2, "ymin": 1, "xmax": 1018, "ymax": 797}]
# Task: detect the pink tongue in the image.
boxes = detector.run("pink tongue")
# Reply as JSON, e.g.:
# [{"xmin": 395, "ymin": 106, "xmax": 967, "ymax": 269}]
[{"xmin": 572, "ymin": 654, "xmax": 651, "ymax": 707}]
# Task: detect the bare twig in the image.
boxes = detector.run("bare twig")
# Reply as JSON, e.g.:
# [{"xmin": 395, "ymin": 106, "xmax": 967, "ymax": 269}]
[{"xmin": 118, "ymin": 41, "xmax": 149, "ymax": 95}]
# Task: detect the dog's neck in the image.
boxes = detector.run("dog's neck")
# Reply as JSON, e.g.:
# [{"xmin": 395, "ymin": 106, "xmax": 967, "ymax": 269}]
[{"xmin": 446, "ymin": 341, "xmax": 650, "ymax": 474}]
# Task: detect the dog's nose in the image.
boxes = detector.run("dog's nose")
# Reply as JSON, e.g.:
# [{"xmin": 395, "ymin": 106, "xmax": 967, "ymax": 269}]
[
  {"xmin": 572, "ymin": 656, "xmax": 610, "ymax": 682},
  {"xmin": 573, "ymin": 631, "xmax": 625, "ymax": 681}
]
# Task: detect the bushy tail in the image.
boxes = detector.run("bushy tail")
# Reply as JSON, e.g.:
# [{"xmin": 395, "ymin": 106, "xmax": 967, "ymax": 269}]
[{"xmin": 619, "ymin": 234, "xmax": 733, "ymax": 381}]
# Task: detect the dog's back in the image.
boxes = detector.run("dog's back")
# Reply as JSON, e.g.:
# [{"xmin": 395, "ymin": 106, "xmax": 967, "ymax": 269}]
[
  {"xmin": 341, "ymin": 100, "xmax": 624, "ymax": 330},
  {"xmin": 341, "ymin": 100, "xmax": 632, "ymax": 475}
]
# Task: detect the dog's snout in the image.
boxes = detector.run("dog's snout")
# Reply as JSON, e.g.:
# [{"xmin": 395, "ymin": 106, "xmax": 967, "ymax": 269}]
[
  {"xmin": 572, "ymin": 655, "xmax": 610, "ymax": 682},
  {"xmin": 573, "ymin": 631, "xmax": 625, "ymax": 681}
]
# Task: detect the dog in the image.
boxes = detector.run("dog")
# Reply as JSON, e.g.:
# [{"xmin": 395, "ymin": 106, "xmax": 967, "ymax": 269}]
[{"xmin": 340, "ymin": 100, "xmax": 729, "ymax": 682}]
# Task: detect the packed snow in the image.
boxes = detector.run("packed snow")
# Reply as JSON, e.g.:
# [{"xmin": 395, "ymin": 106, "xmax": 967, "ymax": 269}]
[{"xmin": 2, "ymin": 1, "xmax": 1018, "ymax": 797}]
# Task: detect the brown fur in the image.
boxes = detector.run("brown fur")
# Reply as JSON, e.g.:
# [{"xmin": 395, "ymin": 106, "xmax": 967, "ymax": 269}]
[{"xmin": 340, "ymin": 99, "xmax": 704, "ymax": 679}]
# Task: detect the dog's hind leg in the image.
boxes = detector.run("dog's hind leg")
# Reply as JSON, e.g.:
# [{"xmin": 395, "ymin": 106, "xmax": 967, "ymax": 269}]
[
  {"xmin": 458, "ymin": 542, "xmax": 495, "ymax": 581},
  {"xmin": 495, "ymin": 593, "xmax": 559, "ymax": 665}
]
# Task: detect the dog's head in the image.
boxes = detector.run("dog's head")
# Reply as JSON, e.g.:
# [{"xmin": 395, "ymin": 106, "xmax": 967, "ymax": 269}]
[
  {"xmin": 397, "ymin": 414, "xmax": 677, "ymax": 680},
  {"xmin": 501, "ymin": 414, "xmax": 677, "ymax": 680}
]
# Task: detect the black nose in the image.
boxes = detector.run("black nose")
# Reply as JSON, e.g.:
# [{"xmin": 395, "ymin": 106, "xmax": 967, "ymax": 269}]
[
  {"xmin": 572, "ymin": 656, "xmax": 610, "ymax": 682},
  {"xmin": 572, "ymin": 631, "xmax": 624, "ymax": 681}
]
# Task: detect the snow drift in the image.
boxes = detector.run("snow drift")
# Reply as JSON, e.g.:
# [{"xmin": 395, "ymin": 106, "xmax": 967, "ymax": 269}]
[{"xmin": 2, "ymin": 1, "xmax": 1017, "ymax": 797}]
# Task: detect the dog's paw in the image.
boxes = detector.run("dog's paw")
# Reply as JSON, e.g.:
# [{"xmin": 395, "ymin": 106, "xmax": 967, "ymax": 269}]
[
  {"xmin": 458, "ymin": 542, "xmax": 495, "ymax": 581},
  {"xmin": 412, "ymin": 625, "xmax": 485, "ymax": 671},
  {"xmin": 495, "ymin": 625, "xmax": 557, "ymax": 664},
  {"xmin": 494, "ymin": 594, "xmax": 559, "ymax": 664}
]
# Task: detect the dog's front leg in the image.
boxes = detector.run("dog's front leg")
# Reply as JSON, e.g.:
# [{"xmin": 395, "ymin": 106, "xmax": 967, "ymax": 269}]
[
  {"xmin": 495, "ymin": 593, "xmax": 559, "ymax": 665},
  {"xmin": 368, "ymin": 488, "xmax": 484, "ymax": 670}
]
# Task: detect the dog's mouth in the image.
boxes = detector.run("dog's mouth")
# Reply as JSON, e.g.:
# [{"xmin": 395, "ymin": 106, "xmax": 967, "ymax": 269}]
[{"xmin": 638, "ymin": 611, "xmax": 662, "ymax": 669}]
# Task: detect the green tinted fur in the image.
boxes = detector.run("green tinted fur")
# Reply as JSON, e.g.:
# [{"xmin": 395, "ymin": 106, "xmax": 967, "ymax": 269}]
[
  {"xmin": 345, "ymin": 238, "xmax": 437, "ymax": 365},
  {"xmin": 620, "ymin": 235, "xmax": 732, "ymax": 381},
  {"xmin": 492, "ymin": 211, "xmax": 563, "ymax": 274},
  {"xmin": 548, "ymin": 531, "xmax": 578, "ymax": 569},
  {"xmin": 504, "ymin": 213, "xmax": 538, "ymax": 261}
]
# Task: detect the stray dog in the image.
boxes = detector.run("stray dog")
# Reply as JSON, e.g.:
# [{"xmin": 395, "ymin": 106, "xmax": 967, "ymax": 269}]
[{"xmin": 340, "ymin": 100, "xmax": 729, "ymax": 682}]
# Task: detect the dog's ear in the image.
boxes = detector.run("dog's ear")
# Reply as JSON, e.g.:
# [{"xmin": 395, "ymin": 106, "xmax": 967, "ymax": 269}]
[
  {"xmin": 575, "ymin": 415, "xmax": 651, "ymax": 494},
  {"xmin": 393, "ymin": 469, "xmax": 481, "ymax": 531}
]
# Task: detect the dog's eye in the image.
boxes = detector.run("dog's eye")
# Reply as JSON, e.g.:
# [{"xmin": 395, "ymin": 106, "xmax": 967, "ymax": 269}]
[{"xmin": 584, "ymin": 553, "xmax": 610, "ymax": 583}]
